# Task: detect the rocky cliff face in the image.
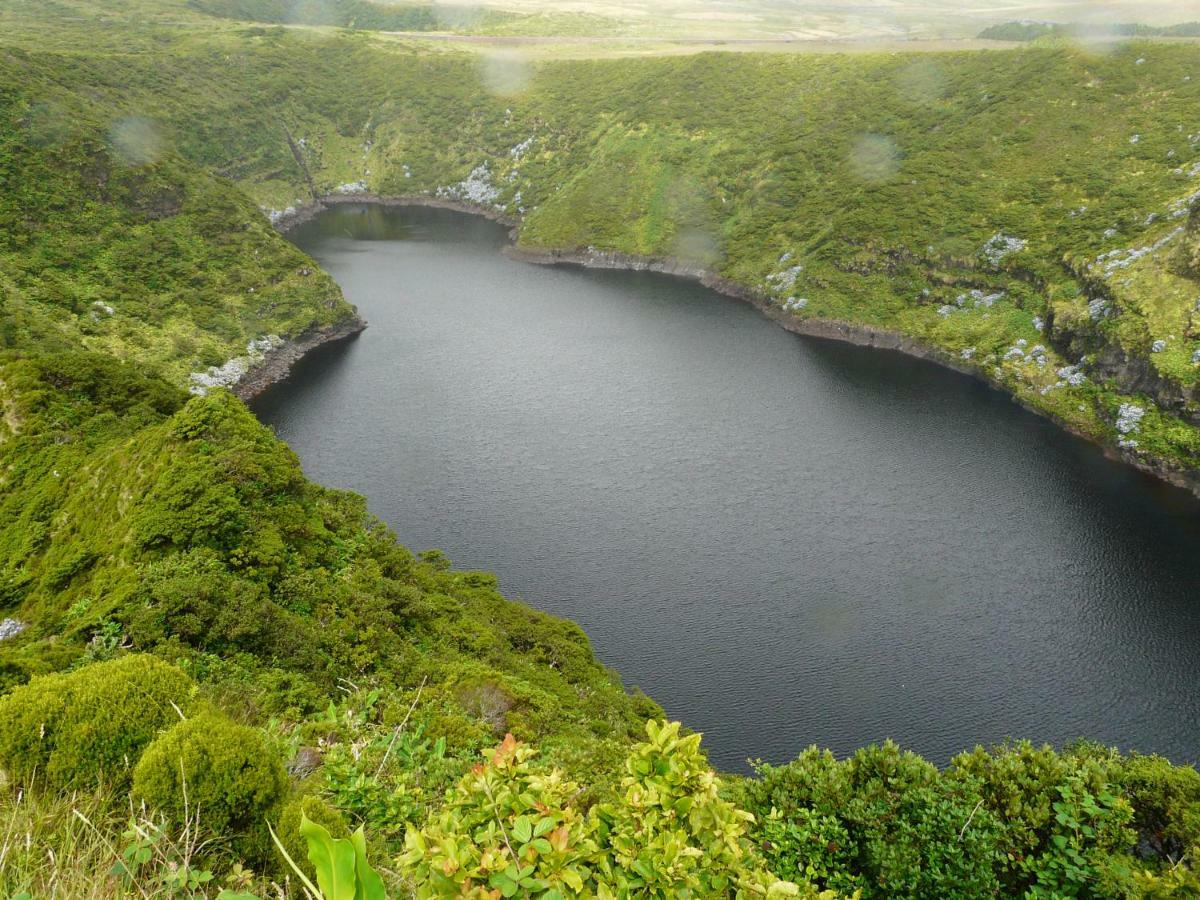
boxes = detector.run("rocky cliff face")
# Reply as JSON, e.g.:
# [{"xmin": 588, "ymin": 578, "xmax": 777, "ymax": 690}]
[
  {"xmin": 1089, "ymin": 340, "xmax": 1200, "ymax": 427},
  {"xmin": 231, "ymin": 316, "xmax": 367, "ymax": 401}
]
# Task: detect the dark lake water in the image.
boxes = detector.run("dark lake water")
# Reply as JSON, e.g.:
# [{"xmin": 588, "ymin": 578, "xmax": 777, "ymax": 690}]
[{"xmin": 255, "ymin": 203, "xmax": 1200, "ymax": 773}]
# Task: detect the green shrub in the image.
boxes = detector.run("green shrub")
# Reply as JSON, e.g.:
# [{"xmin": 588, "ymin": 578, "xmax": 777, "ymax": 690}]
[
  {"xmin": 1115, "ymin": 753, "xmax": 1200, "ymax": 864},
  {"xmin": 741, "ymin": 742, "xmax": 999, "ymax": 899},
  {"xmin": 401, "ymin": 721, "xmax": 809, "ymax": 898},
  {"xmin": 132, "ymin": 713, "xmax": 288, "ymax": 864},
  {"xmin": 949, "ymin": 741, "xmax": 1134, "ymax": 896},
  {"xmin": 0, "ymin": 654, "xmax": 196, "ymax": 790},
  {"xmin": 126, "ymin": 550, "xmax": 274, "ymax": 653}
]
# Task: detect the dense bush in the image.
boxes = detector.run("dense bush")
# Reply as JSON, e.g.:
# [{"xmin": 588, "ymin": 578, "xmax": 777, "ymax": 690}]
[
  {"xmin": 132, "ymin": 712, "xmax": 289, "ymax": 864},
  {"xmin": 401, "ymin": 721, "xmax": 815, "ymax": 898},
  {"xmin": 1114, "ymin": 752, "xmax": 1200, "ymax": 863},
  {"xmin": 736, "ymin": 739, "xmax": 1200, "ymax": 899},
  {"xmin": 948, "ymin": 741, "xmax": 1136, "ymax": 895},
  {"xmin": 0, "ymin": 654, "xmax": 196, "ymax": 789},
  {"xmin": 127, "ymin": 549, "xmax": 282, "ymax": 654},
  {"xmin": 741, "ymin": 743, "xmax": 1000, "ymax": 898}
]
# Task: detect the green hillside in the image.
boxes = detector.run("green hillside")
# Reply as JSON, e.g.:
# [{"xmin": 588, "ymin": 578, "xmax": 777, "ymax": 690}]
[
  {"xmin": 2, "ymin": 3, "xmax": 1200, "ymax": 896},
  {"xmin": 11, "ymin": 13, "xmax": 1199, "ymax": 484}
]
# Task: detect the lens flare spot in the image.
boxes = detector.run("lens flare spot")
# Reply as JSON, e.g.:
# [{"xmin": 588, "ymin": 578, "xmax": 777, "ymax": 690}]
[
  {"xmin": 110, "ymin": 116, "xmax": 163, "ymax": 167},
  {"xmin": 849, "ymin": 133, "xmax": 900, "ymax": 183}
]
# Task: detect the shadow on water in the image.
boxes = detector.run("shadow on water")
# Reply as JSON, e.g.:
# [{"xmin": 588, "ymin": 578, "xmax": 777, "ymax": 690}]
[
  {"xmin": 255, "ymin": 204, "xmax": 1200, "ymax": 772},
  {"xmin": 798, "ymin": 333, "xmax": 1200, "ymax": 533},
  {"xmin": 253, "ymin": 327, "xmax": 361, "ymax": 413}
]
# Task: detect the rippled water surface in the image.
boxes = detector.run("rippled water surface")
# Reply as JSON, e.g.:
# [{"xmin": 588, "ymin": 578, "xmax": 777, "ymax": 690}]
[{"xmin": 254, "ymin": 204, "xmax": 1200, "ymax": 771}]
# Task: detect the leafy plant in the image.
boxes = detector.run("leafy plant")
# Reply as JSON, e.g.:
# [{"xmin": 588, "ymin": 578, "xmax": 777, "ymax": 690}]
[
  {"xmin": 401, "ymin": 721, "xmax": 811, "ymax": 898},
  {"xmin": 741, "ymin": 742, "xmax": 1000, "ymax": 898},
  {"xmin": 271, "ymin": 814, "xmax": 386, "ymax": 900},
  {"xmin": 112, "ymin": 815, "xmax": 216, "ymax": 899}
]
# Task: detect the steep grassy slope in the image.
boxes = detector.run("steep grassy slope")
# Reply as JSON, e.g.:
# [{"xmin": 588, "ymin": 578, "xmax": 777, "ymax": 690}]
[
  {"xmin": 498, "ymin": 48, "xmax": 1200, "ymax": 481},
  {"xmin": 0, "ymin": 49, "xmax": 358, "ymax": 389},
  {"xmin": 0, "ymin": 353, "xmax": 656, "ymax": 735}
]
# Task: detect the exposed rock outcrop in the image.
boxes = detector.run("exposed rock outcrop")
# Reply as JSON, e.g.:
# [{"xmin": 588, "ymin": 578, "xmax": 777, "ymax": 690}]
[
  {"xmin": 1089, "ymin": 340, "xmax": 1200, "ymax": 427},
  {"xmin": 0, "ymin": 618, "xmax": 27, "ymax": 641},
  {"xmin": 232, "ymin": 316, "xmax": 366, "ymax": 401}
]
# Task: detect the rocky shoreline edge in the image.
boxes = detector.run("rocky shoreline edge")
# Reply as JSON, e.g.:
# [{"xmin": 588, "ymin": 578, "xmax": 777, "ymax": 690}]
[
  {"xmin": 271, "ymin": 193, "xmax": 519, "ymax": 232},
  {"xmin": 232, "ymin": 316, "xmax": 366, "ymax": 402},
  {"xmin": 238, "ymin": 194, "xmax": 516, "ymax": 402},
  {"xmin": 268, "ymin": 193, "xmax": 1200, "ymax": 500},
  {"xmin": 507, "ymin": 246, "xmax": 1200, "ymax": 499}
]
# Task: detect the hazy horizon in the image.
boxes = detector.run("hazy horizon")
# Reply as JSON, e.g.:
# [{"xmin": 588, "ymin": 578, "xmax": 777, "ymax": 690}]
[{"xmin": 430, "ymin": 0, "xmax": 1199, "ymax": 40}]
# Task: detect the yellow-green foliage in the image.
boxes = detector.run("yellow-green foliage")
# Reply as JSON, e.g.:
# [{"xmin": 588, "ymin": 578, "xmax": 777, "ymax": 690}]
[
  {"xmin": 132, "ymin": 712, "xmax": 289, "ymax": 864},
  {"xmin": 280, "ymin": 815, "xmax": 387, "ymax": 900},
  {"xmin": 400, "ymin": 732, "xmax": 599, "ymax": 897},
  {"xmin": 0, "ymin": 653, "xmax": 196, "ymax": 790},
  {"xmin": 401, "ymin": 720, "xmax": 809, "ymax": 899}
]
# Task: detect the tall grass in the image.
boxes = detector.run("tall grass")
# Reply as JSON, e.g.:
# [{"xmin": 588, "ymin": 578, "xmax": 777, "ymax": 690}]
[{"xmin": 0, "ymin": 773, "xmax": 292, "ymax": 899}]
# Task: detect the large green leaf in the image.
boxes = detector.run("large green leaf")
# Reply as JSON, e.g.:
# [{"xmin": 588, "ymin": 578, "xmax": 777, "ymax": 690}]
[
  {"xmin": 300, "ymin": 815, "xmax": 359, "ymax": 900},
  {"xmin": 348, "ymin": 826, "xmax": 387, "ymax": 900}
]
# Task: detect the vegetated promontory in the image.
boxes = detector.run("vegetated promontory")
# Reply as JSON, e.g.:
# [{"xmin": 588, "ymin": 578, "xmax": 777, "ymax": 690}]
[{"xmin": 2, "ymin": 1, "xmax": 1200, "ymax": 896}]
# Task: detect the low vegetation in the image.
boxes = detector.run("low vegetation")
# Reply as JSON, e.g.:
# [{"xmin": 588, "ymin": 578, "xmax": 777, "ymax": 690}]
[
  {"xmin": 188, "ymin": 0, "xmax": 623, "ymax": 37},
  {"xmin": 979, "ymin": 22, "xmax": 1200, "ymax": 42}
]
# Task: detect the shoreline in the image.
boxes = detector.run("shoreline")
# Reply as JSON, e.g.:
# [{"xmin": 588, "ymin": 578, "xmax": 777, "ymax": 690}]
[
  {"xmin": 232, "ymin": 316, "xmax": 367, "ymax": 402},
  {"xmin": 271, "ymin": 193, "xmax": 520, "ymax": 232},
  {"xmin": 272, "ymin": 193, "xmax": 1200, "ymax": 500}
]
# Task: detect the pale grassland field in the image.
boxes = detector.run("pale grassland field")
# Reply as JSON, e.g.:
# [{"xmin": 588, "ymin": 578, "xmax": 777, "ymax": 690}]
[{"xmin": 422, "ymin": 0, "xmax": 1197, "ymax": 40}]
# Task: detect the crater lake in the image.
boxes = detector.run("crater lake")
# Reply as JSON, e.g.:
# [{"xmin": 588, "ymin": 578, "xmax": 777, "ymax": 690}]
[{"xmin": 254, "ymin": 203, "xmax": 1200, "ymax": 771}]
